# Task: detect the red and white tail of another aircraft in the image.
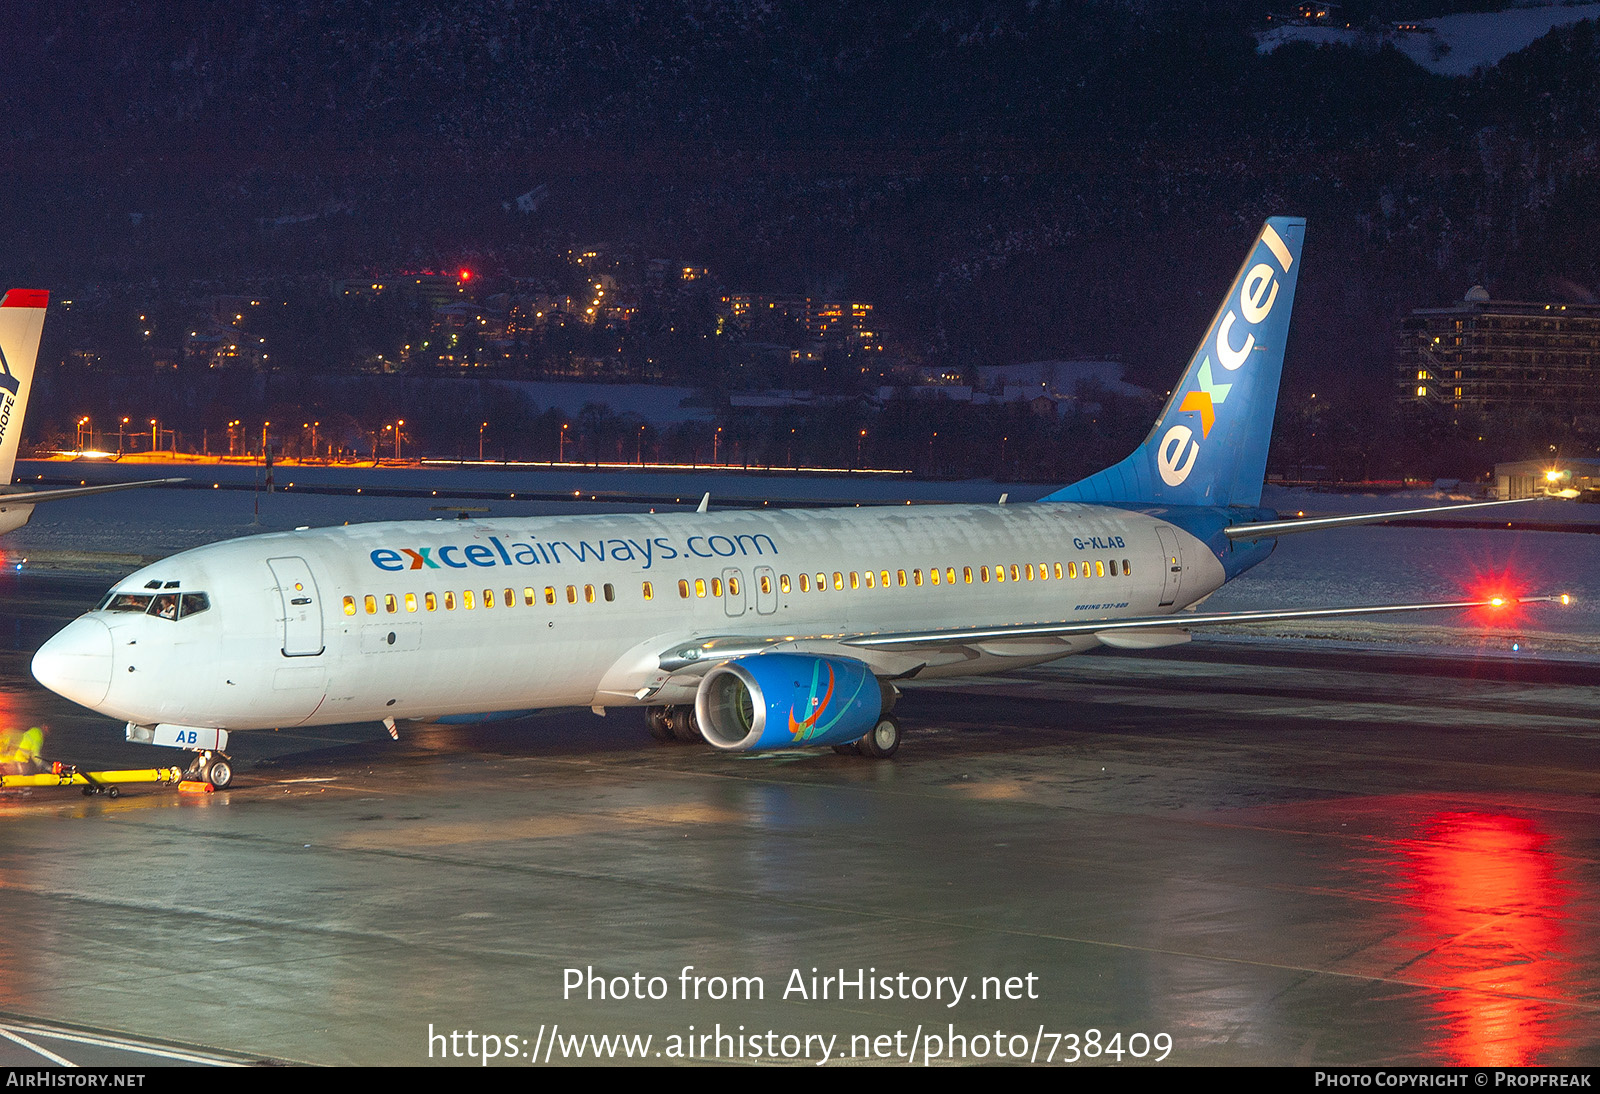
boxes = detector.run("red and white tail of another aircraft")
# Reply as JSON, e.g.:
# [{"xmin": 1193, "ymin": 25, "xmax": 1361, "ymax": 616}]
[{"xmin": 0, "ymin": 289, "xmax": 183, "ymax": 535}]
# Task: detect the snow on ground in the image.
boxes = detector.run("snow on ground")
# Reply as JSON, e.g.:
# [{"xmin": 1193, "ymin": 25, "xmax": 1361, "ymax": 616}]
[
  {"xmin": 8, "ymin": 461, "xmax": 1597, "ymax": 654},
  {"xmin": 1257, "ymin": 4, "xmax": 1600, "ymax": 77}
]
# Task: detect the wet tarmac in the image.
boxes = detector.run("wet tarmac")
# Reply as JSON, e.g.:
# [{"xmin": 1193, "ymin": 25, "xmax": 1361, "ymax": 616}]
[{"xmin": 0, "ymin": 570, "xmax": 1597, "ymax": 1067}]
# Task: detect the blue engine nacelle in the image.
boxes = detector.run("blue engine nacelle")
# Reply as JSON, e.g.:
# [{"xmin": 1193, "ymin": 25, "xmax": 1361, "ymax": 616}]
[{"xmin": 694, "ymin": 653, "xmax": 883, "ymax": 752}]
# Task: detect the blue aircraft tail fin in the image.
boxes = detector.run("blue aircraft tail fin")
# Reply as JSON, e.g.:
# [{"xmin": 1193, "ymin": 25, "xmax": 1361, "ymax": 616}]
[{"xmin": 1042, "ymin": 217, "xmax": 1305, "ymax": 509}]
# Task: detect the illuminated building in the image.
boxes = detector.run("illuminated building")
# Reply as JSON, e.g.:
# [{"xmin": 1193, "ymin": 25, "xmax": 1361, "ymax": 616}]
[{"xmin": 1398, "ymin": 286, "xmax": 1600, "ymax": 417}]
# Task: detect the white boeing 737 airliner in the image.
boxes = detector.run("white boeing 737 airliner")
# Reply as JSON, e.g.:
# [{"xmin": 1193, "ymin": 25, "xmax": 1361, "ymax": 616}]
[
  {"xmin": 0, "ymin": 289, "xmax": 182, "ymax": 533},
  {"xmin": 29, "ymin": 221, "xmax": 1559, "ymax": 788}
]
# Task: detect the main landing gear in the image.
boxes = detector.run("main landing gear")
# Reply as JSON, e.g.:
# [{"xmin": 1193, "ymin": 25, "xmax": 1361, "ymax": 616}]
[
  {"xmin": 646, "ymin": 705, "xmax": 704, "ymax": 744},
  {"xmin": 831, "ymin": 714, "xmax": 901, "ymax": 759},
  {"xmin": 181, "ymin": 750, "xmax": 234, "ymax": 789}
]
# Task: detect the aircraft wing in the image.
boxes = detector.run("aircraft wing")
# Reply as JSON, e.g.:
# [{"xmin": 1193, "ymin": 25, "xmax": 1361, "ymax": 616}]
[
  {"xmin": 648, "ymin": 593, "xmax": 1565, "ymax": 679},
  {"xmin": 842, "ymin": 594, "xmax": 1564, "ymax": 650},
  {"xmin": 0, "ymin": 478, "xmax": 187, "ymax": 505}
]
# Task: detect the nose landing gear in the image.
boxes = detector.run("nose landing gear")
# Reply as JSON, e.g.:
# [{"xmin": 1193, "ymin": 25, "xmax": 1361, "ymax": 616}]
[{"xmin": 182, "ymin": 751, "xmax": 234, "ymax": 789}]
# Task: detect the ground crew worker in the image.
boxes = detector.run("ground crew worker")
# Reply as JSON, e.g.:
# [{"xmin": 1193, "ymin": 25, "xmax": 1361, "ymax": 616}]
[
  {"xmin": 16, "ymin": 727, "xmax": 44, "ymax": 772},
  {"xmin": 2, "ymin": 726, "xmax": 46, "ymax": 775}
]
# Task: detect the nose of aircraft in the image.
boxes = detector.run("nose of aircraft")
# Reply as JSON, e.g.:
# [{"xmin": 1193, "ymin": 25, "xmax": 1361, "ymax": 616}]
[{"xmin": 32, "ymin": 616, "xmax": 114, "ymax": 708}]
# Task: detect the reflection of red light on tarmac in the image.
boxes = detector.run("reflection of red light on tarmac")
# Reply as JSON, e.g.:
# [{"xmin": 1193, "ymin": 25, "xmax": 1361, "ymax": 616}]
[{"xmin": 1401, "ymin": 812, "xmax": 1565, "ymax": 1066}]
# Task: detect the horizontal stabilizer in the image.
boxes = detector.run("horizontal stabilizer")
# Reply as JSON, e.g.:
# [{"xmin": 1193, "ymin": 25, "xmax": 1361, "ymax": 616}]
[
  {"xmin": 0, "ymin": 478, "xmax": 187, "ymax": 505},
  {"xmin": 1224, "ymin": 496, "xmax": 1547, "ymax": 540}
]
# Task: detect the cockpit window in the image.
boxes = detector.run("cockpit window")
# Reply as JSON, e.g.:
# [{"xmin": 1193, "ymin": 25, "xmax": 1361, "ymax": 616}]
[{"xmin": 95, "ymin": 590, "xmax": 209, "ymax": 618}]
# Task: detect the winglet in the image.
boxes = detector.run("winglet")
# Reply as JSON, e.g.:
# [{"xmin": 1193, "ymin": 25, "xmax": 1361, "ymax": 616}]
[{"xmin": 696, "ymin": 492, "xmax": 710, "ymax": 513}]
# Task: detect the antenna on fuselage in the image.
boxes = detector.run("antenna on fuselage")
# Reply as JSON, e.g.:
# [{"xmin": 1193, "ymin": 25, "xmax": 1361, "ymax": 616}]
[{"xmin": 696, "ymin": 492, "xmax": 710, "ymax": 513}]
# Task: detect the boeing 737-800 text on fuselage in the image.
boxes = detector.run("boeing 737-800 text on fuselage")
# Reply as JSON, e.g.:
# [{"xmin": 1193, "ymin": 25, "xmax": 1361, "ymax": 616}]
[{"xmin": 29, "ymin": 221, "xmax": 1557, "ymax": 787}]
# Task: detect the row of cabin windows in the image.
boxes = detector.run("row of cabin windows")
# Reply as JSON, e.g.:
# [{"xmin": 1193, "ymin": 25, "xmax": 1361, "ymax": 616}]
[
  {"xmin": 345, "ymin": 557, "xmax": 1133, "ymax": 615},
  {"xmin": 671, "ymin": 559, "xmax": 1133, "ymax": 598},
  {"xmin": 344, "ymin": 583, "xmax": 617, "ymax": 616}
]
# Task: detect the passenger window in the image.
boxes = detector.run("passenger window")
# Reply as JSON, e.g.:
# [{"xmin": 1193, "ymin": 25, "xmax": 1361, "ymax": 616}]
[
  {"xmin": 1068, "ymin": 562, "xmax": 1077, "ymax": 579},
  {"xmin": 927, "ymin": 568, "xmax": 937, "ymax": 585},
  {"xmin": 863, "ymin": 571, "xmax": 873, "ymax": 589},
  {"xmin": 779, "ymin": 574, "xmax": 790, "ymax": 594},
  {"xmin": 1024, "ymin": 565, "xmax": 1033, "ymax": 581},
  {"xmin": 603, "ymin": 584, "xmax": 614, "ymax": 602},
  {"xmin": 544, "ymin": 587, "xmax": 556, "ymax": 605},
  {"xmin": 799, "ymin": 573, "xmax": 810, "ymax": 592},
  {"xmin": 524, "ymin": 587, "xmax": 535, "ymax": 606},
  {"xmin": 881, "ymin": 570, "xmax": 891, "ymax": 588},
  {"xmin": 1122, "ymin": 559, "xmax": 1132, "ymax": 576},
  {"xmin": 1095, "ymin": 560, "xmax": 1105, "ymax": 578},
  {"xmin": 444, "ymin": 591, "xmax": 456, "ymax": 610},
  {"xmin": 342, "ymin": 596, "xmax": 356, "ymax": 616},
  {"xmin": 947, "ymin": 567, "xmax": 957, "ymax": 585},
  {"xmin": 565, "ymin": 586, "xmax": 577, "ymax": 604},
  {"xmin": 364, "ymin": 595, "xmax": 377, "ymax": 615},
  {"xmin": 484, "ymin": 589, "xmax": 495, "ymax": 609},
  {"xmin": 1054, "ymin": 563, "xmax": 1063, "ymax": 580},
  {"xmin": 760, "ymin": 574, "xmax": 772, "ymax": 595},
  {"xmin": 1081, "ymin": 559, "xmax": 1091, "ymax": 577},
  {"xmin": 963, "ymin": 567, "xmax": 972, "ymax": 584},
  {"xmin": 832, "ymin": 572, "xmax": 843, "ymax": 590},
  {"xmin": 179, "ymin": 593, "xmax": 209, "ymax": 618},
  {"xmin": 911, "ymin": 569, "xmax": 920, "ymax": 586},
  {"xmin": 504, "ymin": 588, "xmax": 514, "ymax": 606},
  {"xmin": 980, "ymin": 567, "xmax": 989, "ymax": 583},
  {"xmin": 465, "ymin": 590, "xmax": 476, "ymax": 609},
  {"xmin": 584, "ymin": 584, "xmax": 596, "ymax": 604},
  {"xmin": 405, "ymin": 593, "xmax": 417, "ymax": 612},
  {"xmin": 850, "ymin": 572, "xmax": 860, "ymax": 590},
  {"xmin": 643, "ymin": 581, "xmax": 654, "ymax": 601},
  {"xmin": 1108, "ymin": 560, "xmax": 1118, "ymax": 576},
  {"xmin": 678, "ymin": 579, "xmax": 690, "ymax": 599},
  {"xmin": 425, "ymin": 592, "xmax": 437, "ymax": 611},
  {"xmin": 383, "ymin": 594, "xmax": 397, "ymax": 614},
  {"xmin": 695, "ymin": 579, "xmax": 707, "ymax": 598},
  {"xmin": 727, "ymin": 576, "xmax": 738, "ymax": 596}
]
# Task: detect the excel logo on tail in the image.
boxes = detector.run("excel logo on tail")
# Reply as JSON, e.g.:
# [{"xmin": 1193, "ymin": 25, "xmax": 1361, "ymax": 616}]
[{"xmin": 1158, "ymin": 222, "xmax": 1295, "ymax": 488}]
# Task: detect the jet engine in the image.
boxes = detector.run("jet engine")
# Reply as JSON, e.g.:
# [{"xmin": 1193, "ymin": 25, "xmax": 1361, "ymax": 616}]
[{"xmin": 694, "ymin": 653, "xmax": 883, "ymax": 752}]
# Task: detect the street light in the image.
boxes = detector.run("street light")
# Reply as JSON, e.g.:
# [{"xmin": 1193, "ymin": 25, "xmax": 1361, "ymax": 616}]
[
  {"xmin": 479, "ymin": 421, "xmax": 488, "ymax": 461},
  {"xmin": 559, "ymin": 423, "xmax": 569, "ymax": 462},
  {"xmin": 150, "ymin": 418, "xmax": 158, "ymax": 453},
  {"xmin": 394, "ymin": 420, "xmax": 404, "ymax": 461},
  {"xmin": 262, "ymin": 421, "xmax": 270, "ymax": 458},
  {"xmin": 713, "ymin": 426, "xmax": 723, "ymax": 465},
  {"xmin": 118, "ymin": 417, "xmax": 128, "ymax": 455}
]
